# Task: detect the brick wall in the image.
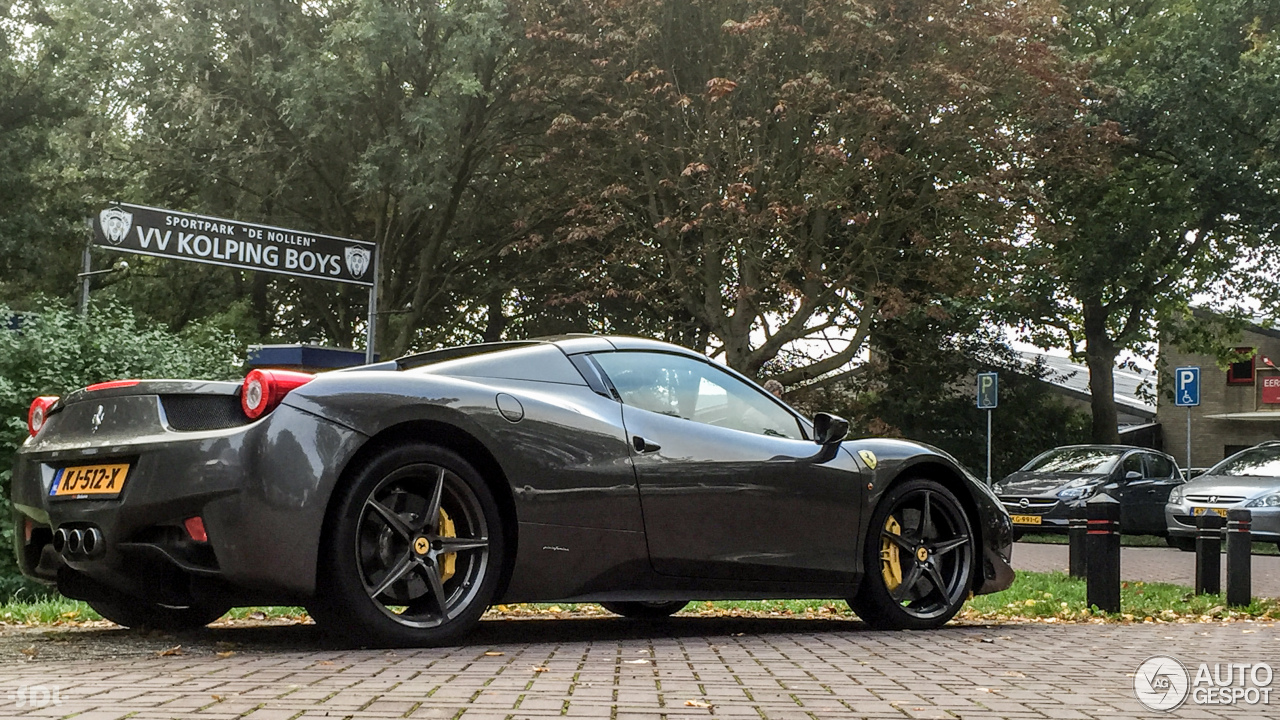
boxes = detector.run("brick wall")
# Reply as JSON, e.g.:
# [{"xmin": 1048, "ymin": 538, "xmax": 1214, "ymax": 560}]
[{"xmin": 1158, "ymin": 326, "xmax": 1280, "ymax": 469}]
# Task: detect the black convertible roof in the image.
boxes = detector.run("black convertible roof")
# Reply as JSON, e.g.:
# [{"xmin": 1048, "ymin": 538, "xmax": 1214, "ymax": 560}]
[{"xmin": 394, "ymin": 335, "xmax": 704, "ymax": 370}]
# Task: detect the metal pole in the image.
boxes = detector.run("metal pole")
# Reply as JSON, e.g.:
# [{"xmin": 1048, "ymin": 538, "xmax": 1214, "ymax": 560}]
[
  {"xmin": 1186, "ymin": 406, "xmax": 1192, "ymax": 478},
  {"xmin": 364, "ymin": 247, "xmax": 379, "ymax": 365},
  {"xmin": 986, "ymin": 408, "xmax": 993, "ymax": 485},
  {"xmin": 79, "ymin": 245, "xmax": 92, "ymax": 316}
]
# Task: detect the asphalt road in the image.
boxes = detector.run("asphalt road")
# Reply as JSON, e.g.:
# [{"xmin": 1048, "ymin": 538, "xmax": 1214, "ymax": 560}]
[
  {"xmin": 0, "ymin": 617, "xmax": 1277, "ymax": 719},
  {"xmin": 1012, "ymin": 542, "xmax": 1280, "ymax": 598}
]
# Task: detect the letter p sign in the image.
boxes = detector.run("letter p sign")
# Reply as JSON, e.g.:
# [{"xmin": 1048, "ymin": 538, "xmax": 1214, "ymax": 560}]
[
  {"xmin": 1175, "ymin": 366, "xmax": 1200, "ymax": 407},
  {"xmin": 977, "ymin": 372, "xmax": 998, "ymax": 410}
]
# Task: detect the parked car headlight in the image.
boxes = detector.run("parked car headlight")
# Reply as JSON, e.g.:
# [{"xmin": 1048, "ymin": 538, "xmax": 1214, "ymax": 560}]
[
  {"xmin": 1058, "ymin": 484, "xmax": 1098, "ymax": 501},
  {"xmin": 1168, "ymin": 486, "xmax": 1183, "ymax": 504},
  {"xmin": 1245, "ymin": 493, "xmax": 1280, "ymax": 508}
]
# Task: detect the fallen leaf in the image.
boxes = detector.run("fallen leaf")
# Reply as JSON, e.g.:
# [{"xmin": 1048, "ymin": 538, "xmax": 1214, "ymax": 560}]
[
  {"xmin": 484, "ymin": 651, "xmax": 504, "ymax": 656},
  {"xmin": 19, "ymin": 645, "xmax": 36, "ymax": 658},
  {"xmin": 685, "ymin": 699, "xmax": 713, "ymax": 708},
  {"xmin": 158, "ymin": 645, "xmax": 183, "ymax": 657},
  {"xmin": 210, "ymin": 695, "xmax": 225, "ymax": 702},
  {"xmin": 532, "ymin": 666, "xmax": 550, "ymax": 673},
  {"xmin": 216, "ymin": 651, "xmax": 236, "ymax": 659},
  {"xmin": 247, "ymin": 611, "xmax": 267, "ymax": 620},
  {"xmin": 316, "ymin": 660, "xmax": 334, "ymax": 666}
]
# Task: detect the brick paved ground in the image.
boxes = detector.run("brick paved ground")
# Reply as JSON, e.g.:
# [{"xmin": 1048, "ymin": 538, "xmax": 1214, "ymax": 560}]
[
  {"xmin": 1012, "ymin": 543, "xmax": 1280, "ymax": 598},
  {"xmin": 0, "ymin": 617, "xmax": 1276, "ymax": 719}
]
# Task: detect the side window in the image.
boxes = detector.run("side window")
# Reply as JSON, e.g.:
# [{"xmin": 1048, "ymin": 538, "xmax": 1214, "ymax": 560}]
[
  {"xmin": 591, "ymin": 351, "xmax": 804, "ymax": 440},
  {"xmin": 1146, "ymin": 454, "xmax": 1174, "ymax": 479},
  {"xmin": 1122, "ymin": 453, "xmax": 1144, "ymax": 477}
]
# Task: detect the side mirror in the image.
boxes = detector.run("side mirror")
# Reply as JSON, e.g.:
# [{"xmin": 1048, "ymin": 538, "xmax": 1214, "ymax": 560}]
[
  {"xmin": 1124, "ymin": 470, "xmax": 1142, "ymax": 481},
  {"xmin": 813, "ymin": 412, "xmax": 849, "ymax": 446}
]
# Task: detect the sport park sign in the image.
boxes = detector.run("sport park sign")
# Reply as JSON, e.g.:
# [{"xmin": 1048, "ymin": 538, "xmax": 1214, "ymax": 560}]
[{"xmin": 93, "ymin": 203, "xmax": 375, "ymax": 286}]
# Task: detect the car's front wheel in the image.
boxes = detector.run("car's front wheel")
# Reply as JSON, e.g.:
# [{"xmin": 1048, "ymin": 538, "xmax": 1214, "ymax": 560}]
[
  {"xmin": 312, "ymin": 443, "xmax": 505, "ymax": 647},
  {"xmin": 601, "ymin": 601, "xmax": 688, "ymax": 619},
  {"xmin": 88, "ymin": 597, "xmax": 229, "ymax": 631},
  {"xmin": 848, "ymin": 478, "xmax": 975, "ymax": 630}
]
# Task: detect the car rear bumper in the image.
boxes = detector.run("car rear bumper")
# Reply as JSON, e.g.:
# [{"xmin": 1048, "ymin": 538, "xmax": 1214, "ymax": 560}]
[{"xmin": 11, "ymin": 402, "xmax": 365, "ymax": 605}]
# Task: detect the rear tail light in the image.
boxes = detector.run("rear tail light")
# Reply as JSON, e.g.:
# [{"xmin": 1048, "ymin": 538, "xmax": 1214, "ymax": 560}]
[
  {"xmin": 27, "ymin": 396, "xmax": 58, "ymax": 437},
  {"xmin": 240, "ymin": 369, "xmax": 314, "ymax": 419},
  {"xmin": 183, "ymin": 516, "xmax": 208, "ymax": 542}
]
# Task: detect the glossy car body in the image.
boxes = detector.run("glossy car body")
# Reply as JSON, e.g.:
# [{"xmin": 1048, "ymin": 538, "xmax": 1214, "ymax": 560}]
[
  {"xmin": 12, "ymin": 336, "xmax": 1013, "ymax": 637},
  {"xmin": 994, "ymin": 445, "xmax": 1183, "ymax": 535},
  {"xmin": 1166, "ymin": 442, "xmax": 1280, "ymax": 546}
]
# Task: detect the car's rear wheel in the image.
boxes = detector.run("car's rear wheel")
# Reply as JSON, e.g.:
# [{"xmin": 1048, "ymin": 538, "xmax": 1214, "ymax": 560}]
[
  {"xmin": 312, "ymin": 443, "xmax": 504, "ymax": 647},
  {"xmin": 848, "ymin": 478, "xmax": 974, "ymax": 630},
  {"xmin": 1167, "ymin": 536, "xmax": 1196, "ymax": 552},
  {"xmin": 601, "ymin": 601, "xmax": 688, "ymax": 619},
  {"xmin": 88, "ymin": 597, "xmax": 229, "ymax": 631}
]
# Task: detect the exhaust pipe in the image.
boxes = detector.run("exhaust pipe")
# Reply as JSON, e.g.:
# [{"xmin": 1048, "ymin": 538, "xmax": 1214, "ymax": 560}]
[
  {"xmin": 66, "ymin": 528, "xmax": 84, "ymax": 555},
  {"xmin": 82, "ymin": 527, "xmax": 103, "ymax": 557},
  {"xmin": 52, "ymin": 527, "xmax": 67, "ymax": 553}
]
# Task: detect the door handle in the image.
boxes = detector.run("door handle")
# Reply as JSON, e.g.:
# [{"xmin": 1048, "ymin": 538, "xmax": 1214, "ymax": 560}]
[{"xmin": 632, "ymin": 436, "xmax": 661, "ymax": 453}]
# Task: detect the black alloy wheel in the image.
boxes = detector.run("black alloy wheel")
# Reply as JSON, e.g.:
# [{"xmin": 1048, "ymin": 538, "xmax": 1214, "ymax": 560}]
[
  {"xmin": 312, "ymin": 443, "xmax": 504, "ymax": 646},
  {"xmin": 600, "ymin": 600, "xmax": 688, "ymax": 619},
  {"xmin": 849, "ymin": 478, "xmax": 975, "ymax": 629}
]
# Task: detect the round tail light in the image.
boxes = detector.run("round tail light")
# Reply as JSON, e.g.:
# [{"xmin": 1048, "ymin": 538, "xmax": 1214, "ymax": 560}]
[
  {"xmin": 28, "ymin": 396, "xmax": 59, "ymax": 437},
  {"xmin": 240, "ymin": 369, "xmax": 314, "ymax": 419}
]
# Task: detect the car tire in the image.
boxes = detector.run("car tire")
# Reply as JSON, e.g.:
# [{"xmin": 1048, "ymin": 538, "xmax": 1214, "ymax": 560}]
[
  {"xmin": 311, "ymin": 443, "xmax": 505, "ymax": 647},
  {"xmin": 88, "ymin": 597, "xmax": 229, "ymax": 631},
  {"xmin": 848, "ymin": 478, "xmax": 975, "ymax": 630},
  {"xmin": 600, "ymin": 601, "xmax": 688, "ymax": 619},
  {"xmin": 1166, "ymin": 536, "xmax": 1196, "ymax": 552}
]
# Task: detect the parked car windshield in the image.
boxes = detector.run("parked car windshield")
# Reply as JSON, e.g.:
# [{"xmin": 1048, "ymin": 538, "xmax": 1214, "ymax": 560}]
[
  {"xmin": 1206, "ymin": 447, "xmax": 1280, "ymax": 478},
  {"xmin": 1020, "ymin": 448, "xmax": 1121, "ymax": 475}
]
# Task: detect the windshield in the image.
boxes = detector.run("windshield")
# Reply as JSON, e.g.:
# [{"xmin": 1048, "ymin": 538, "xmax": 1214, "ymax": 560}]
[
  {"xmin": 1020, "ymin": 448, "xmax": 1121, "ymax": 475},
  {"xmin": 1207, "ymin": 447, "xmax": 1280, "ymax": 478}
]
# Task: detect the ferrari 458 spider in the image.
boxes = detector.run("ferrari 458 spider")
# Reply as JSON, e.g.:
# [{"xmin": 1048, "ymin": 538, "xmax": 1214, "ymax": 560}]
[{"xmin": 12, "ymin": 336, "xmax": 1013, "ymax": 645}]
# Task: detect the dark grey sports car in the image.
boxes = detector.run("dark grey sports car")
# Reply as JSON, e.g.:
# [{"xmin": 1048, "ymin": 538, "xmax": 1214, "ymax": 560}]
[{"xmin": 12, "ymin": 336, "xmax": 1013, "ymax": 645}]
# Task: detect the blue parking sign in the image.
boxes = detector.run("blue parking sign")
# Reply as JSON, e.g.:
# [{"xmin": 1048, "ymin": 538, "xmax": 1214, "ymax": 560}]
[
  {"xmin": 1175, "ymin": 366, "xmax": 1200, "ymax": 407},
  {"xmin": 976, "ymin": 372, "xmax": 998, "ymax": 409}
]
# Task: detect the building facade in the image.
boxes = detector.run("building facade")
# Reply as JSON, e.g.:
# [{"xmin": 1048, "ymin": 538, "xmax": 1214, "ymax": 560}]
[{"xmin": 1158, "ymin": 323, "xmax": 1280, "ymax": 470}]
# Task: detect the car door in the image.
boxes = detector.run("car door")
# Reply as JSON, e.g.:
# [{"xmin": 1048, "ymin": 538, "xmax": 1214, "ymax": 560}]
[
  {"xmin": 1132, "ymin": 453, "xmax": 1181, "ymax": 534},
  {"xmin": 588, "ymin": 350, "xmax": 864, "ymax": 582},
  {"xmin": 1118, "ymin": 452, "xmax": 1174, "ymax": 534}
]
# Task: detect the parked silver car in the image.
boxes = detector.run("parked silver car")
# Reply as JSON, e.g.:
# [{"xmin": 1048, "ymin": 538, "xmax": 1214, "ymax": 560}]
[{"xmin": 1166, "ymin": 441, "xmax": 1280, "ymax": 551}]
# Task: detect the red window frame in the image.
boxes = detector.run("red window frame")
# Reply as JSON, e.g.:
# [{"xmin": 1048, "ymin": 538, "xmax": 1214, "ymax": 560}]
[{"xmin": 1226, "ymin": 347, "xmax": 1255, "ymax": 385}]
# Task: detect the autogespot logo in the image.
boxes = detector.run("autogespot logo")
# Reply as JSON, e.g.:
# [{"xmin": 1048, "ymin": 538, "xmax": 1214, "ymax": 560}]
[
  {"xmin": 1135, "ymin": 656, "xmax": 1190, "ymax": 711},
  {"xmin": 1135, "ymin": 656, "xmax": 1274, "ymax": 712}
]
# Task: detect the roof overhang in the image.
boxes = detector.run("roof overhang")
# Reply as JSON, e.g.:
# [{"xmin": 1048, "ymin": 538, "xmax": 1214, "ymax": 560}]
[{"xmin": 1203, "ymin": 411, "xmax": 1280, "ymax": 421}]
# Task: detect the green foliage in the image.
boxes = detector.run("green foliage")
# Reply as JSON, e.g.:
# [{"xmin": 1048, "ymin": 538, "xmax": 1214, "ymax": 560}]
[{"xmin": 0, "ymin": 299, "xmax": 241, "ymax": 585}]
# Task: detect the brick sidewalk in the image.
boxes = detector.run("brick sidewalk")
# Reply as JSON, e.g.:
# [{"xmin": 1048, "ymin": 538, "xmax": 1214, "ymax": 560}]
[
  {"xmin": 1012, "ymin": 542, "xmax": 1280, "ymax": 598},
  {"xmin": 0, "ymin": 618, "xmax": 1276, "ymax": 719}
]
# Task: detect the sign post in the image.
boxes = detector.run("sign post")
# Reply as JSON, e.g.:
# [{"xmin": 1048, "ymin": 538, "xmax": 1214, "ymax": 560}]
[
  {"xmin": 91, "ymin": 203, "xmax": 378, "ymax": 359},
  {"xmin": 977, "ymin": 372, "xmax": 998, "ymax": 485},
  {"xmin": 1175, "ymin": 366, "xmax": 1200, "ymax": 475}
]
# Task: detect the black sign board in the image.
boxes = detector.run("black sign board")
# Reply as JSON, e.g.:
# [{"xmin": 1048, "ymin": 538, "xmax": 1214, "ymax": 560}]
[{"xmin": 92, "ymin": 203, "xmax": 375, "ymax": 287}]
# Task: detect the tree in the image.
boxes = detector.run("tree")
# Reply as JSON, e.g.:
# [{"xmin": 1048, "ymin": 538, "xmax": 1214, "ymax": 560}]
[
  {"xmin": 1005, "ymin": 0, "xmax": 1280, "ymax": 442},
  {"xmin": 511, "ymin": 0, "xmax": 1083, "ymax": 383}
]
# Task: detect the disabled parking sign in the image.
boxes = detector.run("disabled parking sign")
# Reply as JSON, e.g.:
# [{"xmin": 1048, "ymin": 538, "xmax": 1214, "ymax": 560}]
[{"xmin": 1175, "ymin": 366, "xmax": 1200, "ymax": 407}]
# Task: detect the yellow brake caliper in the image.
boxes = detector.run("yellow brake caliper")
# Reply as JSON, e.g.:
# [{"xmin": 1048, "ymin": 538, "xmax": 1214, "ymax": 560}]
[
  {"xmin": 439, "ymin": 508, "xmax": 457, "ymax": 583},
  {"xmin": 880, "ymin": 515, "xmax": 903, "ymax": 591}
]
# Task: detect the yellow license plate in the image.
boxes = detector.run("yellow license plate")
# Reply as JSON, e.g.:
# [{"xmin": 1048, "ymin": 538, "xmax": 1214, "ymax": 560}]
[
  {"xmin": 1011, "ymin": 515, "xmax": 1042, "ymax": 525},
  {"xmin": 51, "ymin": 464, "xmax": 130, "ymax": 497},
  {"xmin": 1192, "ymin": 507, "xmax": 1228, "ymax": 517}
]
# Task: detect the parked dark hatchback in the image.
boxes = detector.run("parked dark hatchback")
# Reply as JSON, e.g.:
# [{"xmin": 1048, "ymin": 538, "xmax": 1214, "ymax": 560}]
[{"xmin": 993, "ymin": 445, "xmax": 1183, "ymax": 537}]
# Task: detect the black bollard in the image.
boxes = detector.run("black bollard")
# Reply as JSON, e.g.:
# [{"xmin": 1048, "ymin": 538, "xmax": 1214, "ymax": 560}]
[
  {"xmin": 1195, "ymin": 513, "xmax": 1225, "ymax": 595},
  {"xmin": 1085, "ymin": 493, "xmax": 1121, "ymax": 613},
  {"xmin": 1226, "ymin": 509, "xmax": 1252, "ymax": 607},
  {"xmin": 1068, "ymin": 514, "xmax": 1087, "ymax": 579}
]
